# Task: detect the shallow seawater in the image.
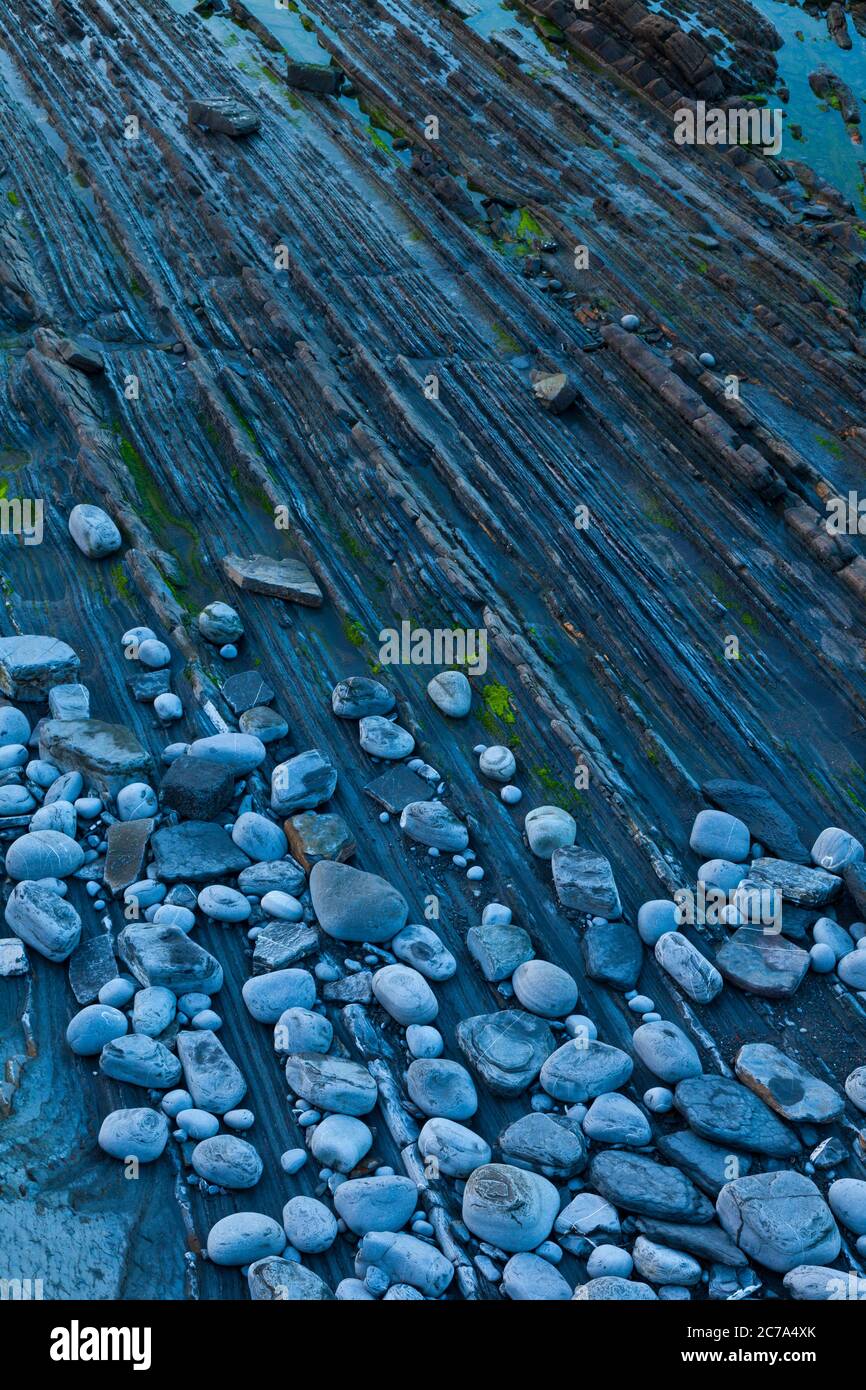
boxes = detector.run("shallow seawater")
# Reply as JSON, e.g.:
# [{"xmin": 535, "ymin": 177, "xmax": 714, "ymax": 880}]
[{"xmin": 655, "ymin": 0, "xmax": 866, "ymax": 205}]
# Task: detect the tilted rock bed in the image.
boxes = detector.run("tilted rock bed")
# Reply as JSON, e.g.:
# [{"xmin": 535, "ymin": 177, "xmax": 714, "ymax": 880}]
[{"xmin": 1, "ymin": 624, "xmax": 865, "ymax": 1301}]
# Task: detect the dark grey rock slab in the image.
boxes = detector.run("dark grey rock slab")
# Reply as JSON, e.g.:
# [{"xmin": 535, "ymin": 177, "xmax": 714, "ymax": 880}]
[
  {"xmin": 222, "ymin": 552, "xmax": 322, "ymax": 605},
  {"xmin": 581, "ymin": 920, "xmax": 642, "ymax": 990},
  {"xmin": 657, "ymin": 1130, "xmax": 753, "ymax": 1199},
  {"xmin": 118, "ymin": 924, "xmax": 224, "ymax": 994},
  {"xmin": 702, "ymin": 779, "xmax": 809, "ymax": 862},
  {"xmin": 635, "ymin": 1217, "xmax": 749, "ymax": 1268},
  {"xmin": 717, "ymin": 926, "xmax": 810, "ymax": 998},
  {"xmin": 750, "ymin": 858, "xmax": 841, "ymax": 906},
  {"xmin": 552, "ymin": 846, "xmax": 622, "ymax": 917},
  {"xmin": 68, "ymin": 934, "xmax": 117, "ymax": 1005},
  {"xmin": 674, "ymin": 1074, "xmax": 800, "ymax": 1157},
  {"xmin": 151, "ymin": 821, "xmax": 250, "ymax": 881},
  {"xmin": 590, "ymin": 1151, "xmax": 714, "ymax": 1223},
  {"xmin": 363, "ymin": 765, "xmax": 434, "ymax": 814},
  {"xmin": 221, "ymin": 670, "xmax": 274, "ymax": 715},
  {"xmin": 127, "ymin": 669, "xmax": 170, "ymax": 702},
  {"xmin": 160, "ymin": 756, "xmax": 235, "ymax": 820}
]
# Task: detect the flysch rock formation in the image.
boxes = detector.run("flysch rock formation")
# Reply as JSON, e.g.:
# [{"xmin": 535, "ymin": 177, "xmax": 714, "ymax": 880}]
[{"xmin": 0, "ymin": 0, "xmax": 865, "ymax": 1305}]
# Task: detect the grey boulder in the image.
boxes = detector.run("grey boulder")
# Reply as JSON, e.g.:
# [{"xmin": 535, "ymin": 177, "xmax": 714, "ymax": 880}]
[
  {"xmin": 716, "ymin": 1171, "xmax": 840, "ymax": 1274},
  {"xmin": 5, "ymin": 879, "xmax": 82, "ymax": 960},
  {"xmin": 310, "ymin": 859, "xmax": 408, "ymax": 943}
]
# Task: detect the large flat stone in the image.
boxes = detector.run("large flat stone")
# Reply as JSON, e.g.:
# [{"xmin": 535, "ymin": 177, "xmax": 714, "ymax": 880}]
[
  {"xmin": 717, "ymin": 926, "xmax": 810, "ymax": 998},
  {"xmin": 656, "ymin": 1131, "xmax": 753, "ymax": 1199},
  {"xmin": 734, "ymin": 1043, "xmax": 844, "ymax": 1124},
  {"xmin": 222, "ymin": 552, "xmax": 323, "ymax": 606},
  {"xmin": 716, "ymin": 1171, "xmax": 840, "ymax": 1274},
  {"xmin": 702, "ymin": 779, "xmax": 809, "ymax": 862},
  {"xmin": 590, "ymin": 1151, "xmax": 714, "ymax": 1224},
  {"xmin": 635, "ymin": 1218, "xmax": 748, "ymax": 1268},
  {"xmin": 151, "ymin": 821, "xmax": 250, "ymax": 882},
  {"xmin": 749, "ymin": 858, "xmax": 841, "ymax": 907},
  {"xmin": 0, "ymin": 635, "xmax": 79, "ymax": 700},
  {"xmin": 551, "ymin": 846, "xmax": 622, "ymax": 917},
  {"xmin": 456, "ymin": 1010, "xmax": 554, "ymax": 1097},
  {"xmin": 39, "ymin": 718, "xmax": 154, "ymax": 796},
  {"xmin": 674, "ymin": 1074, "xmax": 800, "ymax": 1157},
  {"xmin": 118, "ymin": 924, "xmax": 224, "ymax": 994}
]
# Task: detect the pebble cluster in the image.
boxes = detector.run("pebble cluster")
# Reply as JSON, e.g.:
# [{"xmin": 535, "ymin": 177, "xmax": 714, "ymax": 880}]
[{"xmin": 1, "ymin": 559, "xmax": 866, "ymax": 1301}]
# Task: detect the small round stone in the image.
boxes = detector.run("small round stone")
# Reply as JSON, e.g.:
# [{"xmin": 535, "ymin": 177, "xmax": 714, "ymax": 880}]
[
  {"xmin": 501, "ymin": 785, "xmax": 522, "ymax": 805},
  {"xmin": 220, "ymin": 644, "xmax": 238, "ymax": 660},
  {"xmin": 206, "ymin": 1213, "xmax": 284, "ymax": 1267},
  {"xmin": 283, "ymin": 1196, "xmax": 338, "ymax": 1253},
  {"xmin": 116, "ymin": 782, "xmax": 158, "ymax": 822},
  {"xmin": 224, "ymin": 1109, "xmax": 255, "ymax": 1131},
  {"xmin": 260, "ymin": 891, "xmax": 303, "ymax": 921},
  {"xmin": 137, "ymin": 638, "xmax": 171, "ymax": 670},
  {"xmin": 524, "ymin": 805, "xmax": 576, "ymax": 858},
  {"xmin": 154, "ymin": 693, "xmax": 183, "ymax": 722},
  {"xmin": 644, "ymin": 1086, "xmax": 674, "ymax": 1114},
  {"xmin": 176, "ymin": 1108, "xmax": 221, "ymax": 1140},
  {"xmin": 66, "ymin": 1004, "xmax": 128, "ymax": 1056},
  {"xmin": 161, "ymin": 1089, "xmax": 193, "ymax": 1118},
  {"xmin": 586, "ymin": 1244, "xmax": 633, "ymax": 1279},
  {"xmin": 280, "ymin": 1148, "xmax": 308, "ymax": 1175},
  {"xmin": 405, "ymin": 1024, "xmax": 443, "ymax": 1058},
  {"xmin": 199, "ymin": 602, "xmax": 243, "ymax": 645},
  {"xmin": 232, "ymin": 812, "xmax": 287, "ymax": 864},
  {"xmin": 427, "ymin": 671, "xmax": 472, "ymax": 718},
  {"xmin": 512, "ymin": 960, "xmax": 578, "ymax": 1018},
  {"xmin": 98, "ymin": 977, "xmax": 136, "ymax": 1008},
  {"xmin": 479, "ymin": 745, "xmax": 516, "ymax": 783},
  {"xmin": 197, "ymin": 885, "xmax": 251, "ymax": 923},
  {"xmin": 99, "ymin": 1107, "xmax": 168, "ymax": 1163},
  {"xmin": 810, "ymin": 942, "xmax": 836, "ymax": 973}
]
